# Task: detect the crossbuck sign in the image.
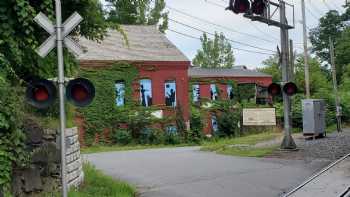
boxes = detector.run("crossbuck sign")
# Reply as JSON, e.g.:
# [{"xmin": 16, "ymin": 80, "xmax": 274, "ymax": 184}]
[{"xmin": 34, "ymin": 12, "xmax": 83, "ymax": 57}]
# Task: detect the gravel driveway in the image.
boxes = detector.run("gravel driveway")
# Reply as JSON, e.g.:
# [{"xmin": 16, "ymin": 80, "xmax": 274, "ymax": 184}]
[{"xmin": 267, "ymin": 129, "xmax": 350, "ymax": 161}]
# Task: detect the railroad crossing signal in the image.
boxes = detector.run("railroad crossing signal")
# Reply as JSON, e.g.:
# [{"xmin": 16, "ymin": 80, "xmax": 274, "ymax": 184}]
[
  {"xmin": 26, "ymin": 77, "xmax": 95, "ymax": 108},
  {"xmin": 34, "ymin": 12, "xmax": 83, "ymax": 57},
  {"xmin": 267, "ymin": 82, "xmax": 298, "ymax": 97}
]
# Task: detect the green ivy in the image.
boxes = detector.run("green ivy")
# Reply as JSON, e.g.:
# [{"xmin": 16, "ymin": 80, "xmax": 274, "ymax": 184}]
[
  {"xmin": 78, "ymin": 63, "xmax": 174, "ymax": 145},
  {"xmin": 0, "ymin": 70, "xmax": 28, "ymax": 194}
]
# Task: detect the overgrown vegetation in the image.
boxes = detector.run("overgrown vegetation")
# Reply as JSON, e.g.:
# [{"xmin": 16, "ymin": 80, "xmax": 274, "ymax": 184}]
[
  {"xmin": 40, "ymin": 163, "xmax": 136, "ymax": 197},
  {"xmin": 0, "ymin": 70, "xmax": 28, "ymax": 194},
  {"xmin": 79, "ymin": 63, "xmax": 191, "ymax": 146}
]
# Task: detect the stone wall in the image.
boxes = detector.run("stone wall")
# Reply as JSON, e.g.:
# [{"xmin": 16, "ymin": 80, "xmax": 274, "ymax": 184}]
[{"xmin": 10, "ymin": 118, "xmax": 83, "ymax": 196}]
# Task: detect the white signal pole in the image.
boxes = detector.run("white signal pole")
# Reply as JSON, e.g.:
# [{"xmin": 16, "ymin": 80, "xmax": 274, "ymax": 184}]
[{"xmin": 54, "ymin": 0, "xmax": 68, "ymax": 196}]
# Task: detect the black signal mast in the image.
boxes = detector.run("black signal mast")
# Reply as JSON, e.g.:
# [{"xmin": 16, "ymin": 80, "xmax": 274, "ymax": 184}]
[{"xmin": 227, "ymin": 0, "xmax": 297, "ymax": 150}]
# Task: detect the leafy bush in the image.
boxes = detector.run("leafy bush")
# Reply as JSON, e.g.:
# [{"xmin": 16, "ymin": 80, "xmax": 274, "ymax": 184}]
[
  {"xmin": 112, "ymin": 129, "xmax": 132, "ymax": 145},
  {"xmin": 138, "ymin": 128, "xmax": 165, "ymax": 145},
  {"xmin": 164, "ymin": 132, "xmax": 181, "ymax": 145},
  {"xmin": 0, "ymin": 70, "xmax": 27, "ymax": 192},
  {"xmin": 217, "ymin": 109, "xmax": 241, "ymax": 137},
  {"xmin": 187, "ymin": 107, "xmax": 204, "ymax": 144}
]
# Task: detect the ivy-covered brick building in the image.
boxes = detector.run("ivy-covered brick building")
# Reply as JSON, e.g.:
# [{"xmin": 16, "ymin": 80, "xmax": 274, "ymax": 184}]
[
  {"xmin": 77, "ymin": 25, "xmax": 191, "ymax": 143},
  {"xmin": 76, "ymin": 25, "xmax": 272, "ymax": 143},
  {"xmin": 188, "ymin": 66, "xmax": 272, "ymax": 135}
]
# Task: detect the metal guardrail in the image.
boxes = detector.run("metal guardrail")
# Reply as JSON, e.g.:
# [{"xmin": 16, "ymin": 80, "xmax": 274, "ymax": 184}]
[{"xmin": 283, "ymin": 153, "xmax": 350, "ymax": 197}]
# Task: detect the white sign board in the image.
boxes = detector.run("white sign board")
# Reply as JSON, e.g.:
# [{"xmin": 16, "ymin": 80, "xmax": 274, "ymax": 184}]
[{"xmin": 243, "ymin": 108, "xmax": 276, "ymax": 126}]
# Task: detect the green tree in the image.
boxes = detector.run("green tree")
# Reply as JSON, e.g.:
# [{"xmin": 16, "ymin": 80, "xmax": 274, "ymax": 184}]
[
  {"xmin": 309, "ymin": 6, "xmax": 350, "ymax": 82},
  {"xmin": 0, "ymin": 0, "xmax": 109, "ymax": 81},
  {"xmin": 193, "ymin": 32, "xmax": 235, "ymax": 68},
  {"xmin": 309, "ymin": 10, "xmax": 345, "ymax": 63},
  {"xmin": 258, "ymin": 54, "xmax": 280, "ymax": 82},
  {"xmin": 335, "ymin": 27, "xmax": 350, "ymax": 70},
  {"xmin": 293, "ymin": 55, "xmax": 332, "ymax": 96},
  {"xmin": 106, "ymin": 0, "xmax": 168, "ymax": 32}
]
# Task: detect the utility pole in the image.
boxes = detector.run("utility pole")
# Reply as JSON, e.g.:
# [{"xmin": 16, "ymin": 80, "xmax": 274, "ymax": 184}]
[
  {"xmin": 280, "ymin": 1, "xmax": 297, "ymax": 150},
  {"xmin": 329, "ymin": 37, "xmax": 342, "ymax": 133},
  {"xmin": 301, "ymin": 0, "xmax": 311, "ymax": 98}
]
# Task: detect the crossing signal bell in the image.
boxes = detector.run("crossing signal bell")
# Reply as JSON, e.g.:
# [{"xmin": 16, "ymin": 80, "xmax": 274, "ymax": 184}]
[
  {"xmin": 26, "ymin": 77, "xmax": 95, "ymax": 108},
  {"xmin": 267, "ymin": 82, "xmax": 297, "ymax": 97},
  {"xmin": 226, "ymin": 0, "xmax": 266, "ymax": 15}
]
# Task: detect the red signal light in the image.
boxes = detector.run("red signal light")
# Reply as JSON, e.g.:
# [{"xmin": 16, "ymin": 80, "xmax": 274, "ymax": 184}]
[
  {"xmin": 227, "ymin": 0, "xmax": 250, "ymax": 14},
  {"xmin": 26, "ymin": 78, "xmax": 56, "ymax": 109},
  {"xmin": 34, "ymin": 86, "xmax": 49, "ymax": 101},
  {"xmin": 283, "ymin": 82, "xmax": 297, "ymax": 96},
  {"xmin": 267, "ymin": 83, "xmax": 281, "ymax": 96},
  {"xmin": 252, "ymin": 0, "xmax": 266, "ymax": 15},
  {"xmin": 66, "ymin": 78, "xmax": 95, "ymax": 107},
  {"xmin": 71, "ymin": 84, "xmax": 89, "ymax": 102}
]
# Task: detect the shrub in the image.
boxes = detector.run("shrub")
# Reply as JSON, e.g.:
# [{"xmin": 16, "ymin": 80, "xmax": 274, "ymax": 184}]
[
  {"xmin": 217, "ymin": 109, "xmax": 241, "ymax": 137},
  {"xmin": 188, "ymin": 107, "xmax": 203, "ymax": 143},
  {"xmin": 164, "ymin": 132, "xmax": 181, "ymax": 145},
  {"xmin": 112, "ymin": 129, "xmax": 132, "ymax": 145}
]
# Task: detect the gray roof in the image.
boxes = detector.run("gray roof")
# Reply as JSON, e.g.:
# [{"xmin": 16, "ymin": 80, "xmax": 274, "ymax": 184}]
[
  {"xmin": 188, "ymin": 67, "xmax": 272, "ymax": 78},
  {"xmin": 78, "ymin": 25, "xmax": 189, "ymax": 62}
]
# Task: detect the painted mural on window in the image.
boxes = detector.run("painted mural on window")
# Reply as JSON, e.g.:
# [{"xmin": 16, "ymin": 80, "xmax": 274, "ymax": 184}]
[
  {"xmin": 211, "ymin": 115, "xmax": 219, "ymax": 134},
  {"xmin": 140, "ymin": 79, "xmax": 152, "ymax": 107},
  {"xmin": 227, "ymin": 84, "xmax": 234, "ymax": 100},
  {"xmin": 192, "ymin": 84, "xmax": 200, "ymax": 102},
  {"xmin": 210, "ymin": 84, "xmax": 218, "ymax": 100},
  {"xmin": 115, "ymin": 80, "xmax": 125, "ymax": 106},
  {"xmin": 165, "ymin": 80, "xmax": 176, "ymax": 107}
]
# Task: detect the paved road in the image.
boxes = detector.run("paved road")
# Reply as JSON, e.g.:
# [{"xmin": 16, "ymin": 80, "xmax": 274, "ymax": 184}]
[{"xmin": 85, "ymin": 147, "xmax": 329, "ymax": 197}]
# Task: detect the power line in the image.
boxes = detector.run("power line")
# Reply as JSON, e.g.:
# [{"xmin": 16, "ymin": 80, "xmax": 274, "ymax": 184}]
[
  {"xmin": 167, "ymin": 28, "xmax": 276, "ymax": 55},
  {"xmin": 204, "ymin": 0, "xmax": 226, "ymax": 9},
  {"xmin": 248, "ymin": 20, "xmax": 280, "ymax": 41},
  {"xmin": 166, "ymin": 5, "xmax": 276, "ymax": 43},
  {"xmin": 307, "ymin": 0, "xmax": 324, "ymax": 15},
  {"xmin": 168, "ymin": 18, "xmax": 277, "ymax": 53},
  {"xmin": 305, "ymin": 6, "xmax": 319, "ymax": 20}
]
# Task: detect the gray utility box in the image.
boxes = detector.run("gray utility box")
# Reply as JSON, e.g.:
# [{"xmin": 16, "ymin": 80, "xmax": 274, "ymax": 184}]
[{"xmin": 302, "ymin": 99, "xmax": 326, "ymax": 136}]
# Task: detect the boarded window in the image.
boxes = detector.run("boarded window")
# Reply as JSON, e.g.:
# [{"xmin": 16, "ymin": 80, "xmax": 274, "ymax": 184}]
[
  {"xmin": 140, "ymin": 79, "xmax": 152, "ymax": 107},
  {"xmin": 210, "ymin": 84, "xmax": 218, "ymax": 100},
  {"xmin": 165, "ymin": 80, "xmax": 176, "ymax": 107},
  {"xmin": 211, "ymin": 115, "xmax": 219, "ymax": 134},
  {"xmin": 115, "ymin": 80, "xmax": 125, "ymax": 106},
  {"xmin": 192, "ymin": 84, "xmax": 200, "ymax": 102},
  {"xmin": 227, "ymin": 84, "xmax": 234, "ymax": 100},
  {"xmin": 166, "ymin": 125, "xmax": 177, "ymax": 134}
]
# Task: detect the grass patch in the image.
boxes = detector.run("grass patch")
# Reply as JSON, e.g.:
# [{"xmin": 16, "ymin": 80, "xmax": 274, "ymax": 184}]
[
  {"xmin": 40, "ymin": 163, "xmax": 136, "ymax": 197},
  {"xmin": 69, "ymin": 163, "xmax": 136, "ymax": 197},
  {"xmin": 81, "ymin": 143, "xmax": 195, "ymax": 154},
  {"xmin": 201, "ymin": 132, "xmax": 281, "ymax": 157}
]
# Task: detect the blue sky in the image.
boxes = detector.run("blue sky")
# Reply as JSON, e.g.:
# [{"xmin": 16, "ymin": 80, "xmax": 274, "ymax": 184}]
[{"xmin": 102, "ymin": 0, "xmax": 347, "ymax": 68}]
